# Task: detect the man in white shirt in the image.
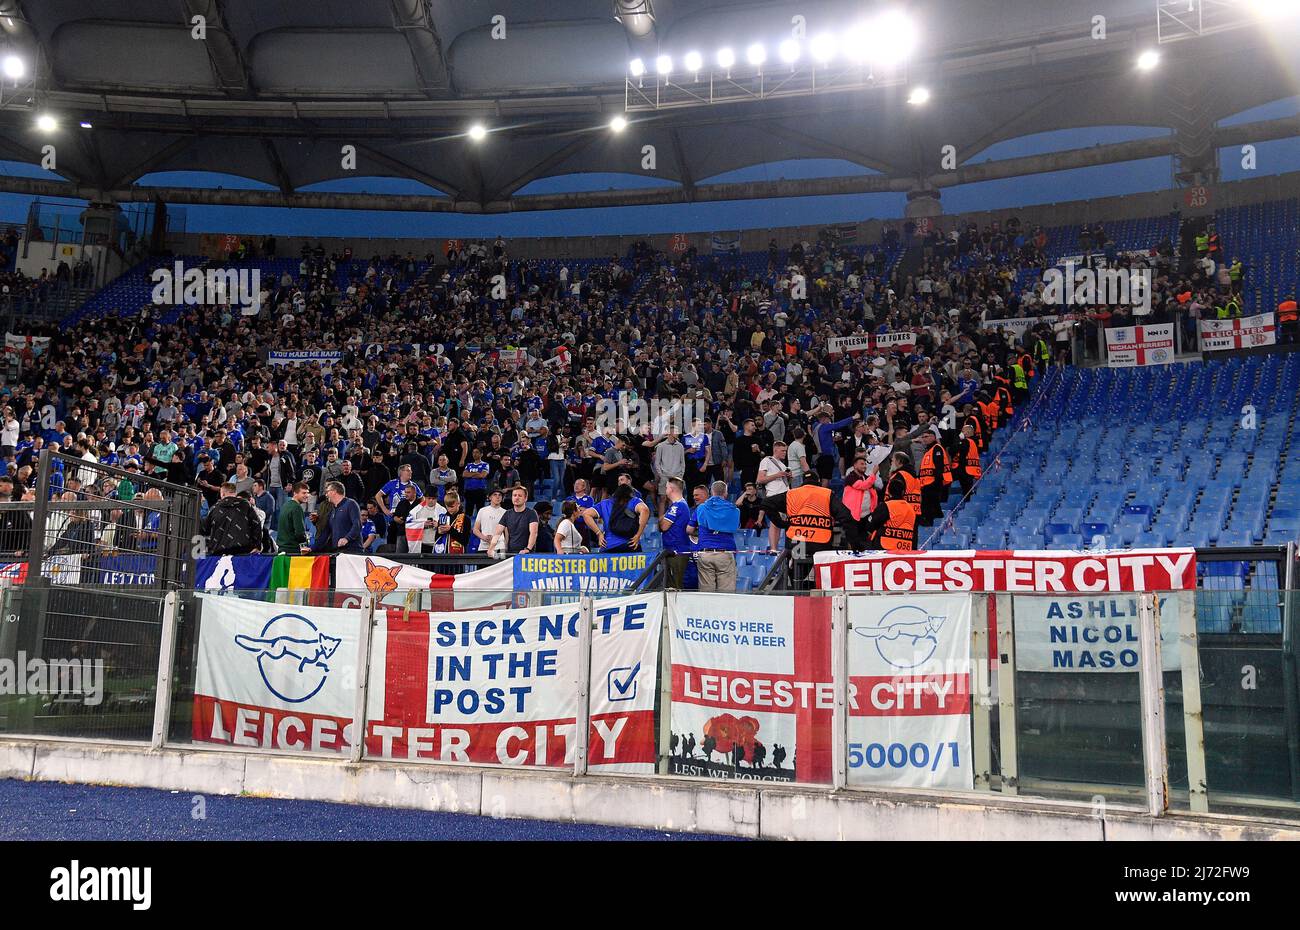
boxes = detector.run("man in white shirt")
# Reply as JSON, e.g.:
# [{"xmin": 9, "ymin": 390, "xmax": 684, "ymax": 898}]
[
  {"xmin": 0, "ymin": 408, "xmax": 18, "ymax": 456},
  {"xmin": 756, "ymin": 441, "xmax": 793, "ymax": 550},
  {"xmin": 472, "ymin": 488, "xmax": 507, "ymax": 557},
  {"xmin": 406, "ymin": 492, "xmax": 448, "ymax": 554}
]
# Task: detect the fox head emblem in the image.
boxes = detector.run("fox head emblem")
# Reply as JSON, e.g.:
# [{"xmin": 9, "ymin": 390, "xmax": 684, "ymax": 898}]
[{"xmin": 364, "ymin": 558, "xmax": 402, "ymax": 594}]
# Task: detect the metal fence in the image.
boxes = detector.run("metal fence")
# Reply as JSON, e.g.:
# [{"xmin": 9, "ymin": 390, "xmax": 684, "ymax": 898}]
[
  {"xmin": 0, "ymin": 583, "xmax": 166, "ymax": 740},
  {"xmin": 13, "ymin": 450, "xmax": 202, "ymax": 591}
]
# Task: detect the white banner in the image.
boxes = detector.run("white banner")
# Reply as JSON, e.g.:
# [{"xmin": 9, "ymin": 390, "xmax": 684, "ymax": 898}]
[
  {"xmin": 4, "ymin": 333, "xmax": 51, "ymax": 358},
  {"xmin": 42, "ymin": 554, "xmax": 83, "ymax": 585},
  {"xmin": 1011, "ymin": 593, "xmax": 1187, "ymax": 672},
  {"xmin": 1199, "ymin": 312, "xmax": 1276, "ymax": 352},
  {"xmin": 710, "ymin": 232, "xmax": 741, "ymax": 255},
  {"xmin": 334, "ymin": 553, "xmax": 514, "ymax": 611},
  {"xmin": 668, "ymin": 593, "xmax": 831, "ymax": 783},
  {"xmin": 980, "ymin": 315, "xmax": 1059, "ymax": 337},
  {"xmin": 192, "ymin": 594, "xmax": 363, "ymax": 754},
  {"xmin": 846, "ymin": 594, "xmax": 972, "ymax": 789},
  {"xmin": 1105, "ymin": 323, "xmax": 1174, "ymax": 367},
  {"xmin": 828, "ymin": 331, "xmax": 917, "ymax": 356},
  {"xmin": 267, "ymin": 350, "xmax": 344, "ymax": 368},
  {"xmin": 364, "ymin": 593, "xmax": 661, "ymax": 772}
]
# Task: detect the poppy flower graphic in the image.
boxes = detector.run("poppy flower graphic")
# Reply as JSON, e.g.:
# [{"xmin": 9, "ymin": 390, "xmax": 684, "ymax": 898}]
[{"xmin": 703, "ymin": 713, "xmax": 763, "ymax": 756}]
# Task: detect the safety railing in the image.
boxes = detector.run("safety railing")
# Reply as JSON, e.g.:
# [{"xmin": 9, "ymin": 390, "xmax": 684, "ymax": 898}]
[{"xmin": 1, "ymin": 580, "xmax": 1296, "ymax": 821}]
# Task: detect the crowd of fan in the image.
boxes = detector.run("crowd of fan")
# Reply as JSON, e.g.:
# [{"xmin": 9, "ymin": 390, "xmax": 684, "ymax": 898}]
[{"xmin": 0, "ymin": 215, "xmax": 1267, "ymax": 569}]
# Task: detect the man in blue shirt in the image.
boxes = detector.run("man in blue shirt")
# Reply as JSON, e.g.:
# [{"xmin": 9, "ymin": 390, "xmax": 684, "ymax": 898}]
[
  {"xmin": 659, "ymin": 477, "xmax": 692, "ymax": 589},
  {"xmin": 690, "ymin": 480, "xmax": 740, "ymax": 592},
  {"xmin": 813, "ymin": 405, "xmax": 859, "ymax": 486},
  {"xmin": 376, "ymin": 463, "xmax": 420, "ymax": 519},
  {"xmin": 581, "ymin": 483, "xmax": 649, "ymax": 553}
]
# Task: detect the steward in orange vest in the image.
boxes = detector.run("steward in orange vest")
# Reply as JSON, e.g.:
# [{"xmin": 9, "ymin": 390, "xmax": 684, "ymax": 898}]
[
  {"xmin": 1281, "ymin": 296, "xmax": 1298, "ymax": 344},
  {"xmin": 956, "ymin": 422, "xmax": 982, "ymax": 495},
  {"xmin": 918, "ymin": 432, "xmax": 948, "ymax": 526},
  {"xmin": 886, "ymin": 453, "xmax": 922, "ymax": 519},
  {"xmin": 758, "ymin": 470, "xmax": 839, "ymax": 560},
  {"xmin": 863, "ymin": 478, "xmax": 918, "ymax": 551}
]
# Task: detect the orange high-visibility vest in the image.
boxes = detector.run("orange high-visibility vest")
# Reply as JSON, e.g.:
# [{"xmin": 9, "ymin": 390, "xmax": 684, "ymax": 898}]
[
  {"xmin": 876, "ymin": 499, "xmax": 917, "ymax": 551},
  {"xmin": 920, "ymin": 444, "xmax": 945, "ymax": 487},
  {"xmin": 897, "ymin": 470, "xmax": 922, "ymax": 517},
  {"xmin": 784, "ymin": 484, "xmax": 834, "ymax": 544},
  {"xmin": 1281, "ymin": 300, "xmax": 1298, "ymax": 324},
  {"xmin": 979, "ymin": 399, "xmax": 1000, "ymax": 432},
  {"xmin": 962, "ymin": 437, "xmax": 982, "ymax": 479}
]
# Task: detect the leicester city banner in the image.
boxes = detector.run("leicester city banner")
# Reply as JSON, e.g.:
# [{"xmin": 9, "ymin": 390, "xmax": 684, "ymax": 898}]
[
  {"xmin": 668, "ymin": 592, "xmax": 832, "ymax": 784},
  {"xmin": 95, "ymin": 554, "xmax": 157, "ymax": 585},
  {"xmin": 846, "ymin": 594, "xmax": 972, "ymax": 790},
  {"xmin": 192, "ymin": 594, "xmax": 363, "ymax": 754},
  {"xmin": 364, "ymin": 592, "xmax": 662, "ymax": 773}
]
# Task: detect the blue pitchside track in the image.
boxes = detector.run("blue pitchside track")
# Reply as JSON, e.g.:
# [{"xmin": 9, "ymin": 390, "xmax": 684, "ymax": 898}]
[{"xmin": 0, "ymin": 779, "xmax": 742, "ymax": 841}]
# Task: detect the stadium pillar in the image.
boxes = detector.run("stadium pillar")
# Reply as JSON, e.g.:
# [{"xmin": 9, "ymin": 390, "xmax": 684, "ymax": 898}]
[
  {"xmin": 904, "ymin": 187, "xmax": 942, "ymax": 220},
  {"xmin": 1170, "ymin": 61, "xmax": 1220, "ymax": 202},
  {"xmin": 1138, "ymin": 594, "xmax": 1169, "ymax": 816}
]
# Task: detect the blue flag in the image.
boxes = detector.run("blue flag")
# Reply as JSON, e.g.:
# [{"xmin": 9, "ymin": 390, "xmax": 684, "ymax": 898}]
[{"xmin": 194, "ymin": 555, "xmax": 274, "ymax": 594}]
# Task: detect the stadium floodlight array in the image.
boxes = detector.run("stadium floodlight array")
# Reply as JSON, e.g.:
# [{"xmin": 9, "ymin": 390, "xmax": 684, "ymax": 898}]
[
  {"xmin": 625, "ymin": 9, "xmax": 921, "ymax": 111},
  {"xmin": 1156, "ymin": 0, "xmax": 1300, "ymax": 44}
]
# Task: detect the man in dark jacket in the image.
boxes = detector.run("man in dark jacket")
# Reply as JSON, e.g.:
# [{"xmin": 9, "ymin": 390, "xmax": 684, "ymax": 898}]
[
  {"xmin": 311, "ymin": 481, "xmax": 363, "ymax": 553},
  {"xmin": 201, "ymin": 482, "xmax": 263, "ymax": 555}
]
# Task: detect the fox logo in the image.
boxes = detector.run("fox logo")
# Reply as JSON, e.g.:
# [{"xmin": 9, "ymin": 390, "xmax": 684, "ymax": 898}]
[
  {"xmin": 364, "ymin": 558, "xmax": 402, "ymax": 594},
  {"xmin": 854, "ymin": 613, "xmax": 947, "ymax": 647},
  {"xmin": 235, "ymin": 632, "xmax": 343, "ymax": 673},
  {"xmin": 857, "ymin": 605, "xmax": 949, "ymax": 670}
]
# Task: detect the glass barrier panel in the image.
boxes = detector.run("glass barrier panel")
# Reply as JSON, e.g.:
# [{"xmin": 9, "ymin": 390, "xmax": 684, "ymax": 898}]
[
  {"xmin": 1008, "ymin": 591, "xmax": 1179, "ymax": 807},
  {"xmin": 0, "ymin": 583, "xmax": 164, "ymax": 741},
  {"xmin": 1169, "ymin": 588, "xmax": 1299, "ymax": 818}
]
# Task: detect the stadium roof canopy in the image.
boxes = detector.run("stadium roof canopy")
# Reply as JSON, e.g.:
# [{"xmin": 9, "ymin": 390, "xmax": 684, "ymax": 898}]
[{"xmin": 0, "ymin": 0, "xmax": 1296, "ymax": 212}]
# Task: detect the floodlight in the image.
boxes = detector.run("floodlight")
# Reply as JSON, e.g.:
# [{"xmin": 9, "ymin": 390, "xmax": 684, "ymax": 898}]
[
  {"xmin": 746, "ymin": 42, "xmax": 766, "ymax": 66},
  {"xmin": 810, "ymin": 33, "xmax": 836, "ymax": 63}
]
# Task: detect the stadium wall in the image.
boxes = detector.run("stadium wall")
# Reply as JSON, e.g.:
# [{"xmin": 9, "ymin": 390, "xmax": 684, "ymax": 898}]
[
  {"xmin": 2, "ymin": 740, "xmax": 1296, "ymax": 841},
  {"xmin": 162, "ymin": 168, "xmax": 1300, "ymax": 260}
]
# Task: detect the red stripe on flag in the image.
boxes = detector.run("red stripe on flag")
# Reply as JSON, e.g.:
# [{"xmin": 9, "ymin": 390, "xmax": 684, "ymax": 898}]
[
  {"xmin": 370, "ymin": 608, "xmax": 430, "ymax": 758},
  {"xmin": 428, "ymin": 572, "xmax": 457, "ymax": 612},
  {"xmin": 792, "ymin": 597, "xmax": 833, "ymax": 784},
  {"xmin": 307, "ymin": 556, "xmax": 332, "ymax": 607}
]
